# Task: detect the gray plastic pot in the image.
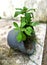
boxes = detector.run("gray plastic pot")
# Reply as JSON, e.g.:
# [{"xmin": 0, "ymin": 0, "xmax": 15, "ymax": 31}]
[{"xmin": 7, "ymin": 29, "xmax": 36, "ymax": 55}]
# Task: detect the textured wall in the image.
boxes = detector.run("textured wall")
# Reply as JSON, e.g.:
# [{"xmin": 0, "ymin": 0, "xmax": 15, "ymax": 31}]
[
  {"xmin": 0, "ymin": 0, "xmax": 25, "ymax": 18},
  {"xmin": 25, "ymin": 0, "xmax": 47, "ymax": 22},
  {"xmin": 0, "ymin": 0, "xmax": 47, "ymax": 22}
]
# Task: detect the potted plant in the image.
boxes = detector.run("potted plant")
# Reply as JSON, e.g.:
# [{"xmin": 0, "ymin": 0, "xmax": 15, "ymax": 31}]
[{"xmin": 7, "ymin": 6, "xmax": 39, "ymax": 55}]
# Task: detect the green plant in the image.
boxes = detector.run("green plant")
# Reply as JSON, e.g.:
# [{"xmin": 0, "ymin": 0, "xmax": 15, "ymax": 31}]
[
  {"xmin": 0, "ymin": 17, "xmax": 2, "ymax": 19},
  {"xmin": 13, "ymin": 6, "xmax": 39, "ymax": 42}
]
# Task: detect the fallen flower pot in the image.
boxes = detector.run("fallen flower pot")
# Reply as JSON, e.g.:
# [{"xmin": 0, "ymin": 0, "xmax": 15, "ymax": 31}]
[
  {"xmin": 7, "ymin": 29, "xmax": 36, "ymax": 55},
  {"xmin": 7, "ymin": 6, "xmax": 39, "ymax": 56}
]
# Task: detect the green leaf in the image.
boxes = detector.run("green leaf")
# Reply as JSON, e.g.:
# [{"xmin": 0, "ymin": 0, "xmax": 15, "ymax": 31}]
[
  {"xmin": 28, "ymin": 9, "xmax": 35, "ymax": 12},
  {"xmin": 25, "ymin": 27, "xmax": 33, "ymax": 36},
  {"xmin": 14, "ymin": 27, "xmax": 19, "ymax": 31},
  {"xmin": 31, "ymin": 22, "xmax": 39, "ymax": 26},
  {"xmin": 21, "ymin": 6, "xmax": 28, "ymax": 14},
  {"xmin": 13, "ymin": 22, "xmax": 18, "ymax": 27},
  {"xmin": 0, "ymin": 17, "xmax": 2, "ymax": 19},
  {"xmin": 21, "ymin": 28, "xmax": 25, "ymax": 32},
  {"xmin": 14, "ymin": 11, "xmax": 21, "ymax": 17},
  {"xmin": 16, "ymin": 32, "xmax": 22, "ymax": 42},
  {"xmin": 16, "ymin": 8, "xmax": 22, "ymax": 10},
  {"xmin": 21, "ymin": 21, "xmax": 26, "ymax": 27},
  {"xmin": 23, "ymin": 7, "xmax": 28, "ymax": 11},
  {"xmin": 16, "ymin": 32, "xmax": 26, "ymax": 42},
  {"xmin": 25, "ymin": 13, "xmax": 31, "ymax": 23},
  {"xmin": 21, "ymin": 17, "xmax": 26, "ymax": 27},
  {"xmin": 22, "ymin": 32, "xmax": 26, "ymax": 41}
]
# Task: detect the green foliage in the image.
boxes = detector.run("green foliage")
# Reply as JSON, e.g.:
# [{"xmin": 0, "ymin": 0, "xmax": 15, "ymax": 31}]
[
  {"xmin": 30, "ymin": 22, "xmax": 39, "ymax": 26},
  {"xmin": 0, "ymin": 17, "xmax": 2, "ymax": 19},
  {"xmin": 14, "ymin": 11, "xmax": 21, "ymax": 17},
  {"xmin": 16, "ymin": 32, "xmax": 26, "ymax": 42},
  {"xmin": 25, "ymin": 27, "xmax": 33, "ymax": 36},
  {"xmin": 21, "ymin": 7, "xmax": 28, "ymax": 14},
  {"xmin": 13, "ymin": 22, "xmax": 18, "ymax": 27},
  {"xmin": 28, "ymin": 9, "xmax": 35, "ymax": 12},
  {"xmin": 16, "ymin": 8, "xmax": 22, "ymax": 10},
  {"xmin": 13, "ymin": 6, "xmax": 39, "ymax": 42},
  {"xmin": 21, "ymin": 17, "xmax": 26, "ymax": 27},
  {"xmin": 16, "ymin": 32, "xmax": 22, "ymax": 42},
  {"xmin": 25, "ymin": 13, "xmax": 31, "ymax": 23}
]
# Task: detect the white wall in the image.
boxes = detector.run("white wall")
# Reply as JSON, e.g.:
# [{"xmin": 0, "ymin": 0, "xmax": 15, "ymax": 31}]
[
  {"xmin": 0, "ymin": 0, "xmax": 47, "ymax": 21},
  {"xmin": 25, "ymin": 0, "xmax": 47, "ymax": 21},
  {"xmin": 0, "ymin": 0, "xmax": 25, "ymax": 18}
]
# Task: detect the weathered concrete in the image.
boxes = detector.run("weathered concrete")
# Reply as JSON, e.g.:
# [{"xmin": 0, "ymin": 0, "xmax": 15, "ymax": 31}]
[
  {"xmin": 25, "ymin": 0, "xmax": 47, "ymax": 22},
  {"xmin": 0, "ymin": 20, "xmax": 46, "ymax": 65}
]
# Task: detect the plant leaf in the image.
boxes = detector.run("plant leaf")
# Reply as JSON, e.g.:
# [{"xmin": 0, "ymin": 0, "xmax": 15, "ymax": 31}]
[
  {"xmin": 25, "ymin": 27, "xmax": 33, "ymax": 36},
  {"xmin": 22, "ymin": 32, "xmax": 26, "ymax": 41},
  {"xmin": 0, "ymin": 17, "xmax": 2, "ymax": 19},
  {"xmin": 22, "ymin": 22, "xmax": 26, "ymax": 27},
  {"xmin": 14, "ymin": 11, "xmax": 21, "ymax": 17},
  {"xmin": 21, "ymin": 7, "xmax": 28, "ymax": 14},
  {"xmin": 28, "ymin": 9, "xmax": 35, "ymax": 12},
  {"xmin": 13, "ymin": 22, "xmax": 18, "ymax": 27},
  {"xmin": 16, "ymin": 32, "xmax": 26, "ymax": 42},
  {"xmin": 14, "ymin": 27, "xmax": 19, "ymax": 31},
  {"xmin": 25, "ymin": 13, "xmax": 31, "ymax": 23},
  {"xmin": 21, "ymin": 28, "xmax": 25, "ymax": 32},
  {"xmin": 16, "ymin": 8, "xmax": 22, "ymax": 10},
  {"xmin": 31, "ymin": 22, "xmax": 39, "ymax": 26},
  {"xmin": 16, "ymin": 32, "xmax": 22, "ymax": 42},
  {"xmin": 21, "ymin": 17, "xmax": 26, "ymax": 27}
]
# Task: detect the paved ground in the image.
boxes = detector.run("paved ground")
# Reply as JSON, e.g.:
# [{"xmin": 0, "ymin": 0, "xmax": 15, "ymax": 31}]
[
  {"xmin": 42, "ymin": 25, "xmax": 47, "ymax": 65},
  {"xmin": 0, "ymin": 20, "xmax": 46, "ymax": 65}
]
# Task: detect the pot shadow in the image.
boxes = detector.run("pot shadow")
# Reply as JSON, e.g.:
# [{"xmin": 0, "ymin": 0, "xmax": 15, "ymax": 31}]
[{"xmin": 7, "ymin": 47, "xmax": 34, "ymax": 65}]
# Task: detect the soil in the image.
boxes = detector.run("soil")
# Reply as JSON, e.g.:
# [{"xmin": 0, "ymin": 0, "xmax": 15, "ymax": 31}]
[{"xmin": 23, "ymin": 25, "xmax": 36, "ymax": 50}]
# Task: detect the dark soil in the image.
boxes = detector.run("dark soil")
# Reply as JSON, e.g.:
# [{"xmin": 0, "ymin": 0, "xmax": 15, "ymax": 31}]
[{"xmin": 23, "ymin": 25, "xmax": 36, "ymax": 50}]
